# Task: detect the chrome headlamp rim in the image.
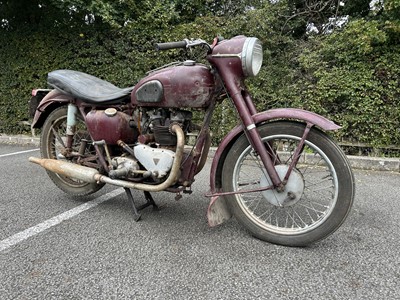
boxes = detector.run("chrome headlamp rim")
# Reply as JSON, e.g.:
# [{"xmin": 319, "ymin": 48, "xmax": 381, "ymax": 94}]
[{"xmin": 241, "ymin": 37, "xmax": 263, "ymax": 77}]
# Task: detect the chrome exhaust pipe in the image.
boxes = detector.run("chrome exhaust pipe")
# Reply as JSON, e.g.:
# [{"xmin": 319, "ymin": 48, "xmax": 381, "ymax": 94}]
[{"xmin": 29, "ymin": 124, "xmax": 185, "ymax": 192}]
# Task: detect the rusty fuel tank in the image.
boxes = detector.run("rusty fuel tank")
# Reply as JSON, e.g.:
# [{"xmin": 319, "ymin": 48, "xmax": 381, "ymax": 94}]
[{"xmin": 131, "ymin": 62, "xmax": 215, "ymax": 108}]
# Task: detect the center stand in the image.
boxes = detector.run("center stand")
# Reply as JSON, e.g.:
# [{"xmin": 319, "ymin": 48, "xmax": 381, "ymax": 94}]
[{"xmin": 124, "ymin": 188, "xmax": 159, "ymax": 221}]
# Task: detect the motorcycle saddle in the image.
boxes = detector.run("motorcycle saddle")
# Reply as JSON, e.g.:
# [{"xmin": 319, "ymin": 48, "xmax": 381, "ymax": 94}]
[{"xmin": 47, "ymin": 69, "xmax": 134, "ymax": 103}]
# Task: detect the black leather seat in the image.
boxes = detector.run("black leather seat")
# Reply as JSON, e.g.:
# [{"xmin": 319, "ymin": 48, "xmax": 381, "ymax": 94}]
[{"xmin": 47, "ymin": 70, "xmax": 134, "ymax": 104}]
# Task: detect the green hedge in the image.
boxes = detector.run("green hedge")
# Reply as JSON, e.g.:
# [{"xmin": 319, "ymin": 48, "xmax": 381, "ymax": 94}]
[{"xmin": 1, "ymin": 13, "xmax": 399, "ymax": 150}]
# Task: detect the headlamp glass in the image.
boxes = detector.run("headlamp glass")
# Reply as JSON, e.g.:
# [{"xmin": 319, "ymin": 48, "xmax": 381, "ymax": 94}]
[{"xmin": 241, "ymin": 37, "xmax": 263, "ymax": 77}]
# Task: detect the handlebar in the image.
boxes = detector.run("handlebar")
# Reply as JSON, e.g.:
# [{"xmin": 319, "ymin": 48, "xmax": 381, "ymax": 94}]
[
  {"xmin": 155, "ymin": 40, "xmax": 188, "ymax": 51},
  {"xmin": 155, "ymin": 39, "xmax": 210, "ymax": 51}
]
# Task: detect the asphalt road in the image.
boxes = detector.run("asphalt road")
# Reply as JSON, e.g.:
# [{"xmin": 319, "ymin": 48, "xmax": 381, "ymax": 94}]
[{"xmin": 0, "ymin": 144, "xmax": 399, "ymax": 299}]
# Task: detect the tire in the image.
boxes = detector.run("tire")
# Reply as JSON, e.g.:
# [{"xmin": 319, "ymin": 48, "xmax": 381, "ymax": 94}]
[
  {"xmin": 40, "ymin": 106, "xmax": 104, "ymax": 196},
  {"xmin": 221, "ymin": 121, "xmax": 355, "ymax": 246}
]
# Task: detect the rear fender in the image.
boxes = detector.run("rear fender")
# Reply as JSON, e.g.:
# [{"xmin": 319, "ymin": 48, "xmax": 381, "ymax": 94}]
[
  {"xmin": 207, "ymin": 108, "xmax": 341, "ymax": 227},
  {"xmin": 31, "ymin": 89, "xmax": 74, "ymax": 128}
]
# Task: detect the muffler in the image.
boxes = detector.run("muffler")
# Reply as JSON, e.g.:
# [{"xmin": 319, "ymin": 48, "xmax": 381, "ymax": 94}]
[
  {"xmin": 29, "ymin": 156, "xmax": 99, "ymax": 183},
  {"xmin": 29, "ymin": 124, "xmax": 185, "ymax": 192}
]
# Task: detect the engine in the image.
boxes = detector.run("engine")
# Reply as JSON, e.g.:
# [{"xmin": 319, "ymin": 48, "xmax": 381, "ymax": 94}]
[
  {"xmin": 86, "ymin": 107, "xmax": 194, "ymax": 182},
  {"xmin": 141, "ymin": 108, "xmax": 193, "ymax": 146},
  {"xmin": 128, "ymin": 108, "xmax": 193, "ymax": 180}
]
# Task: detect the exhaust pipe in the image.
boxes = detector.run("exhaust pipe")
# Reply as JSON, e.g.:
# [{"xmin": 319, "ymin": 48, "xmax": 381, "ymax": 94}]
[
  {"xmin": 29, "ymin": 156, "xmax": 99, "ymax": 183},
  {"xmin": 29, "ymin": 124, "xmax": 185, "ymax": 192}
]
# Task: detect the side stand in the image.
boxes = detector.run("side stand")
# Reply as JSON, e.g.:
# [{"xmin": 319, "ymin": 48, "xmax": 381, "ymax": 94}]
[{"xmin": 124, "ymin": 188, "xmax": 159, "ymax": 222}]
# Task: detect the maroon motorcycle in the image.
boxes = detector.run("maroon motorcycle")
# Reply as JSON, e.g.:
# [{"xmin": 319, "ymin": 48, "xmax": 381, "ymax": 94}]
[{"xmin": 29, "ymin": 35, "xmax": 354, "ymax": 246}]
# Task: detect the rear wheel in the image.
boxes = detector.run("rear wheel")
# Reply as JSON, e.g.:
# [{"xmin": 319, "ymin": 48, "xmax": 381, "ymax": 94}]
[
  {"xmin": 40, "ymin": 106, "xmax": 104, "ymax": 196},
  {"xmin": 221, "ymin": 121, "xmax": 354, "ymax": 246}
]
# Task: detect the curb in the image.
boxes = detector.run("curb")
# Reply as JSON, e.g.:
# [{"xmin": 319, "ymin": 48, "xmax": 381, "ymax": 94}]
[
  {"xmin": 0, "ymin": 135, "xmax": 40, "ymax": 147},
  {"xmin": 1, "ymin": 134, "xmax": 399, "ymax": 172},
  {"xmin": 346, "ymin": 155, "xmax": 399, "ymax": 173}
]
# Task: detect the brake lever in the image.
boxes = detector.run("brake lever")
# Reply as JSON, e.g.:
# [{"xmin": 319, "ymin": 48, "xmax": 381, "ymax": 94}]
[{"xmin": 186, "ymin": 39, "xmax": 211, "ymax": 51}]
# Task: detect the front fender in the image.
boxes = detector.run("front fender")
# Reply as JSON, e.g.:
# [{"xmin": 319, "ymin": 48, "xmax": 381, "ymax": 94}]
[
  {"xmin": 31, "ymin": 89, "xmax": 73, "ymax": 128},
  {"xmin": 206, "ymin": 108, "xmax": 340, "ymax": 227}
]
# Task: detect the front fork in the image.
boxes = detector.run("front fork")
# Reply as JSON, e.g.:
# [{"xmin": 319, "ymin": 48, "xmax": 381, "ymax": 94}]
[
  {"xmin": 230, "ymin": 89, "xmax": 283, "ymax": 189},
  {"xmin": 231, "ymin": 90, "xmax": 311, "ymax": 192}
]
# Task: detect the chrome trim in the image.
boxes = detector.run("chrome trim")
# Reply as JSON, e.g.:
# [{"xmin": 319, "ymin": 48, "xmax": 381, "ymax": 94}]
[
  {"xmin": 211, "ymin": 53, "xmax": 241, "ymax": 58},
  {"xmin": 247, "ymin": 123, "xmax": 256, "ymax": 131}
]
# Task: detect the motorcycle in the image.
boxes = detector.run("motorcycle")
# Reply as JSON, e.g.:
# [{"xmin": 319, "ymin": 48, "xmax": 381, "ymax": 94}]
[{"xmin": 29, "ymin": 35, "xmax": 355, "ymax": 246}]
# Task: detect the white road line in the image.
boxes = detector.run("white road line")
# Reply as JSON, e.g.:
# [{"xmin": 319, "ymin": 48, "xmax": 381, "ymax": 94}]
[
  {"xmin": 0, "ymin": 148, "xmax": 40, "ymax": 158},
  {"xmin": 0, "ymin": 188, "xmax": 125, "ymax": 252}
]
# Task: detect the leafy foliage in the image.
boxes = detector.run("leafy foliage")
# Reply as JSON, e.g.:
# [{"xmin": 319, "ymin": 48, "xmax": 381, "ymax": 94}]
[{"xmin": 0, "ymin": 0, "xmax": 399, "ymax": 150}]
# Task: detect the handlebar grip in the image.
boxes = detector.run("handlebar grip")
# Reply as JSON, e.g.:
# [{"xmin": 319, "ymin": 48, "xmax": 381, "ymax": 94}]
[{"xmin": 155, "ymin": 40, "xmax": 187, "ymax": 51}]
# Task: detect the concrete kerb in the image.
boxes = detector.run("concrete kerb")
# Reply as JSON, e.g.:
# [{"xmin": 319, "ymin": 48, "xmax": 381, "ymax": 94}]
[
  {"xmin": 346, "ymin": 155, "xmax": 399, "ymax": 172},
  {"xmin": 207, "ymin": 147, "xmax": 400, "ymax": 173},
  {"xmin": 0, "ymin": 135, "xmax": 40, "ymax": 147},
  {"xmin": 1, "ymin": 134, "xmax": 399, "ymax": 172}
]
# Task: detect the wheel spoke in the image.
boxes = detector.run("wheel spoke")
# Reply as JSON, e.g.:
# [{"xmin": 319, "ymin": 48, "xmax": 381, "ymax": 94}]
[
  {"xmin": 45, "ymin": 109, "xmax": 94, "ymax": 185},
  {"xmin": 231, "ymin": 129, "xmax": 339, "ymax": 235},
  {"xmin": 51, "ymin": 127, "xmax": 66, "ymax": 148}
]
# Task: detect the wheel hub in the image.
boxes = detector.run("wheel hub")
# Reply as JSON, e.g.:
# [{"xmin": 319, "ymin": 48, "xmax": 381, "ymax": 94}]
[{"xmin": 260, "ymin": 165, "xmax": 304, "ymax": 207}]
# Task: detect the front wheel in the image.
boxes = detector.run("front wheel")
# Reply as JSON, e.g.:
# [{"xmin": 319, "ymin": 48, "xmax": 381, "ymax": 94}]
[
  {"xmin": 221, "ymin": 121, "xmax": 355, "ymax": 246},
  {"xmin": 40, "ymin": 106, "xmax": 104, "ymax": 196}
]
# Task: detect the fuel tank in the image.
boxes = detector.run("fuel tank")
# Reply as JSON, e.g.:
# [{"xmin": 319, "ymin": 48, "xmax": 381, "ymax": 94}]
[
  {"xmin": 131, "ymin": 62, "xmax": 215, "ymax": 108},
  {"xmin": 85, "ymin": 108, "xmax": 138, "ymax": 144}
]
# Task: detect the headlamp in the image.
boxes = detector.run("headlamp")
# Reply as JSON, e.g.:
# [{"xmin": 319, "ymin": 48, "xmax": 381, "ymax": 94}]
[{"xmin": 241, "ymin": 37, "xmax": 263, "ymax": 77}]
